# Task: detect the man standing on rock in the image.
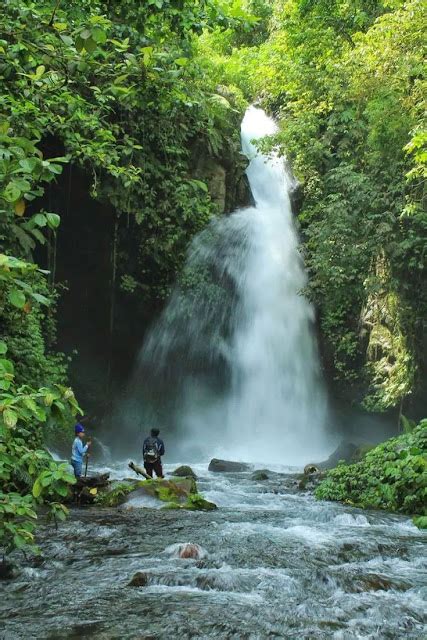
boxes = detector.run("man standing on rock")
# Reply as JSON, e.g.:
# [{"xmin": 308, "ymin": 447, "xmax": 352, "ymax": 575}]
[{"xmin": 143, "ymin": 428, "xmax": 165, "ymax": 478}]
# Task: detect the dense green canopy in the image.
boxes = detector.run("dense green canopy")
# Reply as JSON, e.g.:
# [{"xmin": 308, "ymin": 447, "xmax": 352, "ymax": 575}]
[{"xmin": 0, "ymin": 0, "xmax": 426, "ymax": 552}]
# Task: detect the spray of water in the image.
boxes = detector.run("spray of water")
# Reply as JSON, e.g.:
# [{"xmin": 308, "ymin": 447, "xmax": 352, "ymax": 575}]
[{"xmin": 128, "ymin": 107, "xmax": 331, "ymax": 464}]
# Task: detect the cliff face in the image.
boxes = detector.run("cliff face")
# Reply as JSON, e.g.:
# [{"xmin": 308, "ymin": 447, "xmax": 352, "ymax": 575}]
[
  {"xmin": 35, "ymin": 123, "xmax": 252, "ymax": 417},
  {"xmin": 191, "ymin": 145, "xmax": 252, "ymax": 215}
]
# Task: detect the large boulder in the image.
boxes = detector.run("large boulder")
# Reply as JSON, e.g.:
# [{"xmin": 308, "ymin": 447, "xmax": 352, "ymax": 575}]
[
  {"xmin": 96, "ymin": 480, "xmax": 142, "ymax": 507},
  {"xmin": 208, "ymin": 458, "xmax": 250, "ymax": 473},
  {"xmin": 251, "ymin": 470, "xmax": 269, "ymax": 481},
  {"xmin": 97, "ymin": 477, "xmax": 217, "ymax": 511},
  {"xmin": 172, "ymin": 465, "xmax": 197, "ymax": 479},
  {"xmin": 315, "ymin": 441, "xmax": 359, "ymax": 470},
  {"xmin": 126, "ymin": 478, "xmax": 197, "ymax": 505}
]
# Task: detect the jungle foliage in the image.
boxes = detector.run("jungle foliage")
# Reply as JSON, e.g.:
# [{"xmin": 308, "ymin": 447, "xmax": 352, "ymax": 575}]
[
  {"xmin": 0, "ymin": 0, "xmax": 426, "ymax": 554},
  {"xmin": 203, "ymin": 0, "xmax": 426, "ymax": 410},
  {"xmin": 0, "ymin": 0, "xmax": 254, "ymax": 555},
  {"xmin": 315, "ymin": 419, "xmax": 427, "ymax": 520}
]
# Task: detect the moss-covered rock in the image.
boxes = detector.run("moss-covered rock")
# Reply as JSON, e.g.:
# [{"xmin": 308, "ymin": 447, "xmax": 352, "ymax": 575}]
[
  {"xmin": 96, "ymin": 480, "xmax": 143, "ymax": 507},
  {"xmin": 127, "ymin": 477, "xmax": 196, "ymax": 503},
  {"xmin": 163, "ymin": 493, "xmax": 217, "ymax": 511},
  {"xmin": 171, "ymin": 465, "xmax": 198, "ymax": 479},
  {"xmin": 96, "ymin": 477, "xmax": 217, "ymax": 511}
]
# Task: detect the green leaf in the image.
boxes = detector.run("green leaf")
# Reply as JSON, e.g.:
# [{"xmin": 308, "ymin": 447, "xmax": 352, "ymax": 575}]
[
  {"xmin": 55, "ymin": 484, "xmax": 69, "ymax": 497},
  {"xmin": 3, "ymin": 182, "xmax": 21, "ymax": 203},
  {"xmin": 31, "ymin": 292, "xmax": 50, "ymax": 306},
  {"xmin": 19, "ymin": 158, "xmax": 38, "ymax": 173},
  {"xmin": 33, "ymin": 213, "xmax": 47, "ymax": 227},
  {"xmin": 0, "ymin": 341, "xmax": 7, "ymax": 355},
  {"xmin": 91, "ymin": 27, "xmax": 106, "ymax": 44},
  {"xmin": 32, "ymin": 478, "xmax": 42, "ymax": 498},
  {"xmin": 3, "ymin": 409, "xmax": 17, "ymax": 428},
  {"xmin": 84, "ymin": 38, "xmax": 97, "ymax": 53},
  {"xmin": 8, "ymin": 289, "xmax": 26, "ymax": 309},
  {"xmin": 46, "ymin": 212, "xmax": 60, "ymax": 228}
]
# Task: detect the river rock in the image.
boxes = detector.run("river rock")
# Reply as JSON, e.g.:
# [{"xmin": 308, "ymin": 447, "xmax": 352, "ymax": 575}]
[
  {"xmin": 128, "ymin": 571, "xmax": 149, "ymax": 587},
  {"xmin": 304, "ymin": 464, "xmax": 320, "ymax": 475},
  {"xmin": 314, "ymin": 441, "xmax": 359, "ymax": 470},
  {"xmin": 125, "ymin": 477, "xmax": 198, "ymax": 507},
  {"xmin": 179, "ymin": 543, "xmax": 202, "ymax": 559},
  {"xmin": 251, "ymin": 470, "xmax": 269, "ymax": 481},
  {"xmin": 0, "ymin": 559, "xmax": 18, "ymax": 580},
  {"xmin": 208, "ymin": 458, "xmax": 250, "ymax": 473},
  {"xmin": 172, "ymin": 465, "xmax": 197, "ymax": 479},
  {"xmin": 165, "ymin": 543, "xmax": 206, "ymax": 560}
]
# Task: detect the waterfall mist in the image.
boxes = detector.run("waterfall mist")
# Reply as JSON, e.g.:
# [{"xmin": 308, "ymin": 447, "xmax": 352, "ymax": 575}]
[{"xmin": 121, "ymin": 107, "xmax": 332, "ymax": 464}]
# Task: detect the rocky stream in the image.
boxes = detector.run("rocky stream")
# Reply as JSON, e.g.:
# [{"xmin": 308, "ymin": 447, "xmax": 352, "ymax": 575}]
[{"xmin": 1, "ymin": 461, "xmax": 426, "ymax": 639}]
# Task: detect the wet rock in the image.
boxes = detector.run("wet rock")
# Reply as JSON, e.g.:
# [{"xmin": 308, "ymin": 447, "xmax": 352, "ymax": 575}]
[
  {"xmin": 208, "ymin": 458, "xmax": 250, "ymax": 473},
  {"xmin": 126, "ymin": 477, "xmax": 197, "ymax": 505},
  {"xmin": 251, "ymin": 470, "xmax": 269, "ymax": 481},
  {"xmin": 351, "ymin": 573, "xmax": 411, "ymax": 593},
  {"xmin": 165, "ymin": 542, "xmax": 207, "ymax": 560},
  {"xmin": 304, "ymin": 464, "xmax": 320, "ymax": 475},
  {"xmin": 96, "ymin": 480, "xmax": 141, "ymax": 507},
  {"xmin": 0, "ymin": 559, "xmax": 18, "ymax": 580},
  {"xmin": 171, "ymin": 465, "xmax": 197, "ymax": 479},
  {"xmin": 128, "ymin": 571, "xmax": 149, "ymax": 587},
  {"xmin": 315, "ymin": 441, "xmax": 359, "ymax": 469},
  {"xmin": 178, "ymin": 543, "xmax": 204, "ymax": 559}
]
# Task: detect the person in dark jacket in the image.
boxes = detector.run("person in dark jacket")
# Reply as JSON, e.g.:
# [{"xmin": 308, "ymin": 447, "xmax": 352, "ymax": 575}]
[{"xmin": 142, "ymin": 428, "xmax": 165, "ymax": 478}]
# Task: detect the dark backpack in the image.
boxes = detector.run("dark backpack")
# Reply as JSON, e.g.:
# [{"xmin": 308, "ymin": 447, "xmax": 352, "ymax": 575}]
[{"xmin": 144, "ymin": 437, "xmax": 160, "ymax": 462}]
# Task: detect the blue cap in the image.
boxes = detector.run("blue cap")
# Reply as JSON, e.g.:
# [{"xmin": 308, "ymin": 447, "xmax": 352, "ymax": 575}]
[{"xmin": 75, "ymin": 423, "xmax": 85, "ymax": 434}]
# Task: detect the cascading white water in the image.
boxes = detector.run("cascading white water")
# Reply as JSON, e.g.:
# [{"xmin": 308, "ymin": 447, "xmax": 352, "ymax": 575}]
[{"xmin": 133, "ymin": 106, "xmax": 331, "ymax": 464}]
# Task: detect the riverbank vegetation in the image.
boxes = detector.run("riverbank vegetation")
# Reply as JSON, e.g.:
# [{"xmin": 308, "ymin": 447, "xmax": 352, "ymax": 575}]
[
  {"xmin": 1, "ymin": 1, "xmax": 426, "ymax": 555},
  {"xmin": 316, "ymin": 419, "xmax": 427, "ymax": 524}
]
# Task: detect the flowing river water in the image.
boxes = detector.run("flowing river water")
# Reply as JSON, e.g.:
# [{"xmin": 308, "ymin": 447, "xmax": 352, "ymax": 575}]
[{"xmin": 1, "ymin": 461, "xmax": 426, "ymax": 639}]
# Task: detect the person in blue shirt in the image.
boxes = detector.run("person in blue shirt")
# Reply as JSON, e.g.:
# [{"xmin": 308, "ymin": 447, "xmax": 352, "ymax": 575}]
[
  {"xmin": 71, "ymin": 423, "xmax": 91, "ymax": 478},
  {"xmin": 142, "ymin": 428, "xmax": 165, "ymax": 478}
]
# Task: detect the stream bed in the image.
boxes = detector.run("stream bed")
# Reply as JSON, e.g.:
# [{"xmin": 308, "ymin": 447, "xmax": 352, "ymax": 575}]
[{"xmin": 1, "ymin": 463, "xmax": 426, "ymax": 639}]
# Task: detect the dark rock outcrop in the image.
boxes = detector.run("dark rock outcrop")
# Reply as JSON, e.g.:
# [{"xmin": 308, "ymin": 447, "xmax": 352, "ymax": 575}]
[
  {"xmin": 208, "ymin": 458, "xmax": 251, "ymax": 473},
  {"xmin": 251, "ymin": 470, "xmax": 269, "ymax": 481},
  {"xmin": 172, "ymin": 465, "xmax": 197, "ymax": 479},
  {"xmin": 304, "ymin": 464, "xmax": 321, "ymax": 475},
  {"xmin": 314, "ymin": 442, "xmax": 359, "ymax": 470},
  {"xmin": 128, "ymin": 571, "xmax": 149, "ymax": 587}
]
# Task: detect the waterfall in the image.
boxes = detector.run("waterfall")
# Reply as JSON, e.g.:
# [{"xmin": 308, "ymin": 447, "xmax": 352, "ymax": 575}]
[{"xmin": 129, "ymin": 106, "xmax": 330, "ymax": 464}]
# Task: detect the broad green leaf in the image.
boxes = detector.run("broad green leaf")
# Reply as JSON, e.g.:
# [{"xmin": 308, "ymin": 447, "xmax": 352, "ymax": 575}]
[
  {"xmin": 33, "ymin": 213, "xmax": 47, "ymax": 227},
  {"xmin": 3, "ymin": 409, "xmax": 17, "ymax": 428},
  {"xmin": 46, "ymin": 212, "xmax": 60, "ymax": 228},
  {"xmin": 31, "ymin": 292, "xmax": 50, "ymax": 306},
  {"xmin": 8, "ymin": 289, "xmax": 26, "ymax": 309},
  {"xmin": 3, "ymin": 182, "xmax": 21, "ymax": 202},
  {"xmin": 32, "ymin": 478, "xmax": 42, "ymax": 498}
]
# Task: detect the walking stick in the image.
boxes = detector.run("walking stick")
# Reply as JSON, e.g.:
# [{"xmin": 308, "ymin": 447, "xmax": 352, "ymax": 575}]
[{"xmin": 84, "ymin": 453, "xmax": 89, "ymax": 477}]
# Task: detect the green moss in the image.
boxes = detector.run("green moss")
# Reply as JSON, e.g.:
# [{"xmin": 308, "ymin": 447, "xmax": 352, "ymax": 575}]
[
  {"xmin": 95, "ymin": 480, "xmax": 143, "ymax": 507},
  {"xmin": 161, "ymin": 493, "xmax": 217, "ymax": 511}
]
